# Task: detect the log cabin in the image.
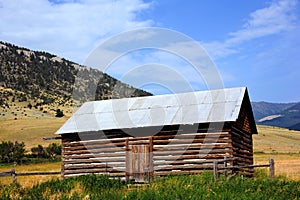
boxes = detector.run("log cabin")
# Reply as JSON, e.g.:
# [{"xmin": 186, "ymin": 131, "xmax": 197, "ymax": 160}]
[{"xmin": 56, "ymin": 87, "xmax": 257, "ymax": 182}]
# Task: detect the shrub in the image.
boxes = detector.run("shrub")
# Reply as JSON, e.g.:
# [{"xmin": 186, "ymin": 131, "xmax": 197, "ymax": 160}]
[
  {"xmin": 0, "ymin": 141, "xmax": 25, "ymax": 164},
  {"xmin": 31, "ymin": 145, "xmax": 48, "ymax": 158},
  {"xmin": 55, "ymin": 109, "xmax": 64, "ymax": 117},
  {"xmin": 46, "ymin": 143, "xmax": 61, "ymax": 159},
  {"xmin": 27, "ymin": 103, "xmax": 32, "ymax": 109},
  {"xmin": 31, "ymin": 143, "xmax": 61, "ymax": 159}
]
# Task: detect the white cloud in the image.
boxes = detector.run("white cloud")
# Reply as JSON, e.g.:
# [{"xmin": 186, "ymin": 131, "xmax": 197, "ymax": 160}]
[
  {"xmin": 93, "ymin": 49, "xmax": 203, "ymax": 93},
  {"xmin": 82, "ymin": 26, "xmax": 227, "ymax": 95},
  {"xmin": 228, "ymin": 0, "xmax": 297, "ymax": 43},
  {"xmin": 202, "ymin": 0, "xmax": 298, "ymax": 59},
  {"xmin": 102, "ymin": 48, "xmax": 224, "ymax": 94},
  {"xmin": 0, "ymin": 0, "xmax": 152, "ymax": 63},
  {"xmin": 81, "ymin": 27, "xmax": 225, "ymax": 95}
]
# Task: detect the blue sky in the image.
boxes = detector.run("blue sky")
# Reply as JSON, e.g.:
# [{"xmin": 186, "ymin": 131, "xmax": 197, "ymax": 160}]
[{"xmin": 0, "ymin": 0, "xmax": 299, "ymax": 103}]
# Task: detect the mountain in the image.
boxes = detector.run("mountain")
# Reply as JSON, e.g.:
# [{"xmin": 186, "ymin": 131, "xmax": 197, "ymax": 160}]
[
  {"xmin": 1, "ymin": 40, "xmax": 299, "ymax": 129},
  {"xmin": 252, "ymin": 101, "xmax": 300, "ymax": 131},
  {"xmin": 0, "ymin": 41, "xmax": 151, "ymax": 118},
  {"xmin": 289, "ymin": 122, "xmax": 300, "ymax": 131},
  {"xmin": 251, "ymin": 101, "xmax": 296, "ymax": 120}
]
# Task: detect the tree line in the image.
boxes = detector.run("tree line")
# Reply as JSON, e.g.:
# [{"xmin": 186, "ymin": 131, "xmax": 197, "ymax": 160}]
[{"xmin": 0, "ymin": 141, "xmax": 61, "ymax": 164}]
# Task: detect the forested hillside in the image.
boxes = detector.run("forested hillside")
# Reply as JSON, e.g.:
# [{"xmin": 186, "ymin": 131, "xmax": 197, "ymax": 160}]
[{"xmin": 0, "ymin": 41, "xmax": 151, "ymax": 117}]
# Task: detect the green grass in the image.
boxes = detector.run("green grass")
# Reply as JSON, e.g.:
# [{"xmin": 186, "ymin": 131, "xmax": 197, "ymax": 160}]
[
  {"xmin": 0, "ymin": 172, "xmax": 299, "ymax": 200},
  {"xmin": 126, "ymin": 172, "xmax": 300, "ymax": 200}
]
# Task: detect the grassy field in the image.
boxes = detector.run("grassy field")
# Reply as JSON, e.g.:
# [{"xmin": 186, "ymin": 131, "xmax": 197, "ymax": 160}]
[
  {"xmin": 0, "ymin": 118, "xmax": 66, "ymax": 149},
  {"xmin": 253, "ymin": 125, "xmax": 300, "ymax": 154},
  {"xmin": 253, "ymin": 125, "xmax": 300, "ymax": 180},
  {"xmin": 0, "ymin": 120, "xmax": 299, "ymax": 186},
  {"xmin": 254, "ymin": 153, "xmax": 300, "ymax": 180},
  {"xmin": 0, "ymin": 173, "xmax": 299, "ymax": 199},
  {"xmin": 0, "ymin": 162, "xmax": 61, "ymax": 187}
]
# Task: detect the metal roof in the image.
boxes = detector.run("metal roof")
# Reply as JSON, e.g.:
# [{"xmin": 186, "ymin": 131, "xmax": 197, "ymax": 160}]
[{"xmin": 56, "ymin": 87, "xmax": 252, "ymax": 134}]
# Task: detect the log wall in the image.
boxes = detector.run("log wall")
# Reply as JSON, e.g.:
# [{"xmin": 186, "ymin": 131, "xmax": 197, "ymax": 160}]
[
  {"xmin": 232, "ymin": 96, "xmax": 255, "ymax": 176},
  {"xmin": 61, "ymin": 128, "xmax": 238, "ymax": 179},
  {"xmin": 231, "ymin": 126, "xmax": 254, "ymax": 176},
  {"xmin": 152, "ymin": 132, "xmax": 232, "ymax": 176}
]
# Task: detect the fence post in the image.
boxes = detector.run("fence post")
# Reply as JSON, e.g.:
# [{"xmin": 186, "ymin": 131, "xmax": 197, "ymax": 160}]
[
  {"xmin": 213, "ymin": 161, "xmax": 218, "ymax": 179},
  {"xmin": 269, "ymin": 158, "xmax": 275, "ymax": 180},
  {"xmin": 11, "ymin": 169, "xmax": 17, "ymax": 183},
  {"xmin": 224, "ymin": 156, "xmax": 227, "ymax": 176}
]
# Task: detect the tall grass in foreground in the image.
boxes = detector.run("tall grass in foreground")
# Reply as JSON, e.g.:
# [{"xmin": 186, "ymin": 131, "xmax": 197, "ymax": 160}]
[{"xmin": 0, "ymin": 172, "xmax": 299, "ymax": 200}]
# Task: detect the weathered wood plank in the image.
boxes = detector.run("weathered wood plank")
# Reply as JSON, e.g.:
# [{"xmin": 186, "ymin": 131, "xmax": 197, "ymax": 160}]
[
  {"xmin": 63, "ymin": 158, "xmax": 124, "ymax": 164},
  {"xmin": 153, "ymin": 144, "xmax": 232, "ymax": 151},
  {"xmin": 149, "ymin": 136, "xmax": 154, "ymax": 181},
  {"xmin": 231, "ymin": 126, "xmax": 252, "ymax": 138},
  {"xmin": 65, "ymin": 162, "xmax": 125, "ymax": 168},
  {"xmin": 269, "ymin": 158, "xmax": 275, "ymax": 180},
  {"xmin": 153, "ymin": 149, "xmax": 232, "ymax": 156},
  {"xmin": 64, "ymin": 163, "xmax": 125, "ymax": 170},
  {"xmin": 152, "ymin": 133, "xmax": 231, "ymax": 140},
  {"xmin": 153, "ymin": 154, "xmax": 230, "ymax": 161},
  {"xmin": 153, "ymin": 138, "xmax": 231, "ymax": 145},
  {"xmin": 63, "ymin": 156, "xmax": 126, "ymax": 163},
  {"xmin": 231, "ymin": 141, "xmax": 252, "ymax": 152},
  {"xmin": 63, "ymin": 132, "xmax": 230, "ymax": 145},
  {"xmin": 64, "ymin": 172, "xmax": 125, "ymax": 178},
  {"xmin": 63, "ymin": 140, "xmax": 126, "ymax": 148},
  {"xmin": 232, "ymin": 132, "xmax": 252, "ymax": 148},
  {"xmin": 17, "ymin": 171, "xmax": 61, "ymax": 176},
  {"xmin": 64, "ymin": 168, "xmax": 125, "ymax": 175},
  {"xmin": 154, "ymin": 165, "xmax": 214, "ymax": 171},
  {"xmin": 153, "ymin": 159, "xmax": 229, "ymax": 166},
  {"xmin": 63, "ymin": 151, "xmax": 125, "ymax": 159},
  {"xmin": 63, "ymin": 147, "xmax": 126, "ymax": 155},
  {"xmin": 125, "ymin": 138, "xmax": 130, "ymax": 181}
]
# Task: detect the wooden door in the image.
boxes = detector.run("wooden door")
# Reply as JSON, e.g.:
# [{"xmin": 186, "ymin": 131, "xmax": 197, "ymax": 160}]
[
  {"xmin": 126, "ymin": 137, "xmax": 154, "ymax": 183},
  {"xmin": 131, "ymin": 144, "xmax": 150, "ymax": 182},
  {"xmin": 126, "ymin": 144, "xmax": 151, "ymax": 183}
]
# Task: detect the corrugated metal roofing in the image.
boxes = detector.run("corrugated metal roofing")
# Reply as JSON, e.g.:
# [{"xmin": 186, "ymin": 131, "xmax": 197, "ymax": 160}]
[{"xmin": 56, "ymin": 87, "xmax": 249, "ymax": 134}]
